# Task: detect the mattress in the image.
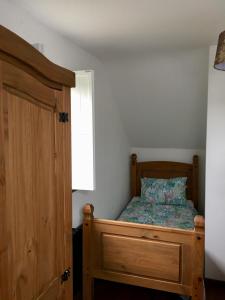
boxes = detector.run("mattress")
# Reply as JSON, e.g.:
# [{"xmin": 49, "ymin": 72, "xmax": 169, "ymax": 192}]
[{"xmin": 118, "ymin": 197, "xmax": 198, "ymax": 230}]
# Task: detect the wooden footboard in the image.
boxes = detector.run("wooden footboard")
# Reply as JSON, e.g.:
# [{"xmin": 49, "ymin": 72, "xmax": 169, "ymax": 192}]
[{"xmin": 83, "ymin": 204, "xmax": 205, "ymax": 300}]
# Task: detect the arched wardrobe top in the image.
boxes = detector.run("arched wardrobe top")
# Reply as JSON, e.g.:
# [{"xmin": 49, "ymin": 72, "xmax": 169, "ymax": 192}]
[{"xmin": 0, "ymin": 25, "xmax": 75, "ymax": 89}]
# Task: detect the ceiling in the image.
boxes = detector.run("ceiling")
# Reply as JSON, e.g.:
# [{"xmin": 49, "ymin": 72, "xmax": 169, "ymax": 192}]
[{"xmin": 10, "ymin": 0, "xmax": 225, "ymax": 60}]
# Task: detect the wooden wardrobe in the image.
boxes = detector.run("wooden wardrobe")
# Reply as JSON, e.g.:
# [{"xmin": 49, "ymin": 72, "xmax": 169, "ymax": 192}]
[{"xmin": 0, "ymin": 26, "xmax": 75, "ymax": 300}]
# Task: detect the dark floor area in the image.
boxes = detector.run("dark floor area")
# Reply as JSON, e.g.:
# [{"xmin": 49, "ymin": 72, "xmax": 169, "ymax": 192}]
[
  {"xmin": 76, "ymin": 278, "xmax": 225, "ymax": 300},
  {"xmin": 205, "ymin": 279, "xmax": 225, "ymax": 300},
  {"xmin": 94, "ymin": 279, "xmax": 181, "ymax": 300}
]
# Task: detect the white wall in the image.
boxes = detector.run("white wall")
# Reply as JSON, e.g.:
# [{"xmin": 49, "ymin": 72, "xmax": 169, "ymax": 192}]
[
  {"xmin": 205, "ymin": 45, "xmax": 225, "ymax": 281},
  {"xmin": 106, "ymin": 49, "xmax": 208, "ymax": 215},
  {"xmin": 0, "ymin": 0, "xmax": 130, "ymax": 227},
  {"xmin": 131, "ymin": 147, "xmax": 205, "ymax": 213},
  {"xmin": 106, "ymin": 48, "xmax": 209, "ymax": 149}
]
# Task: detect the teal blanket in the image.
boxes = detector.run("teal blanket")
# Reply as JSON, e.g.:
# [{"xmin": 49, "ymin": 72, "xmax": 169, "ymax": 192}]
[{"xmin": 118, "ymin": 197, "xmax": 197, "ymax": 230}]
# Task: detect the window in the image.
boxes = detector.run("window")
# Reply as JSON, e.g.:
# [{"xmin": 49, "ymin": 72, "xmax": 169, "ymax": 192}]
[{"xmin": 71, "ymin": 70, "xmax": 95, "ymax": 191}]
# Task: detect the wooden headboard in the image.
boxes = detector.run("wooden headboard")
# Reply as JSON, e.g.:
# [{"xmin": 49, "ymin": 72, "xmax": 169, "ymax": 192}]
[{"xmin": 130, "ymin": 154, "xmax": 199, "ymax": 209}]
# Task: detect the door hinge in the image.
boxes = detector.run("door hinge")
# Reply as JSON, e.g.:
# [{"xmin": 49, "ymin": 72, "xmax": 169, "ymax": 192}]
[
  {"xmin": 61, "ymin": 268, "xmax": 71, "ymax": 284},
  {"xmin": 59, "ymin": 112, "xmax": 69, "ymax": 123}
]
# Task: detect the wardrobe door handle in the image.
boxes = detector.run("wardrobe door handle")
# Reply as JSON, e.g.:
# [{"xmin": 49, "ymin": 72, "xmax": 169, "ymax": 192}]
[{"xmin": 61, "ymin": 268, "xmax": 71, "ymax": 283}]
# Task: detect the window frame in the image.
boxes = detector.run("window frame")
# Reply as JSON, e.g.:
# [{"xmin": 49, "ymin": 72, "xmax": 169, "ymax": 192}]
[{"xmin": 71, "ymin": 70, "xmax": 95, "ymax": 192}]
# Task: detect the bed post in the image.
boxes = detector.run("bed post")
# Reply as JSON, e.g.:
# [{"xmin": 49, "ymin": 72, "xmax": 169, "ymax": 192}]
[
  {"xmin": 192, "ymin": 215, "xmax": 205, "ymax": 300},
  {"xmin": 83, "ymin": 204, "xmax": 94, "ymax": 300},
  {"xmin": 131, "ymin": 153, "xmax": 137, "ymax": 197},
  {"xmin": 192, "ymin": 155, "xmax": 199, "ymax": 209}
]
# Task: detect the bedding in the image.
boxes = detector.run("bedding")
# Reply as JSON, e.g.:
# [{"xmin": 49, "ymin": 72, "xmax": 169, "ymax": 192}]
[
  {"xmin": 141, "ymin": 177, "xmax": 187, "ymax": 206},
  {"xmin": 118, "ymin": 197, "xmax": 198, "ymax": 229},
  {"xmin": 83, "ymin": 154, "xmax": 205, "ymax": 300}
]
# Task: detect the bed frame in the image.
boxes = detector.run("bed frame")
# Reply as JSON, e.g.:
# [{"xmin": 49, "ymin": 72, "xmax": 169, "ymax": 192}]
[{"xmin": 82, "ymin": 154, "xmax": 205, "ymax": 300}]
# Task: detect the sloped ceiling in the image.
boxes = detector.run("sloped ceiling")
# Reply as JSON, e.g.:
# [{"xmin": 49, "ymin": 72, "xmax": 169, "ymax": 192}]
[
  {"xmin": 9, "ymin": 0, "xmax": 225, "ymax": 60},
  {"xmin": 106, "ymin": 48, "xmax": 209, "ymax": 149},
  {"xmin": 9, "ymin": 0, "xmax": 224, "ymax": 148}
]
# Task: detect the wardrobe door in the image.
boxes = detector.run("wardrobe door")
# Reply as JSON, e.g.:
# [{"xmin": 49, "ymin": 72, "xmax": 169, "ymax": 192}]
[{"xmin": 0, "ymin": 61, "xmax": 72, "ymax": 300}]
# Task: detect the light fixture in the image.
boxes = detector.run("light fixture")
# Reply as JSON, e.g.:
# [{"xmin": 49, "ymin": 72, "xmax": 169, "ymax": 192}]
[{"xmin": 214, "ymin": 31, "xmax": 225, "ymax": 71}]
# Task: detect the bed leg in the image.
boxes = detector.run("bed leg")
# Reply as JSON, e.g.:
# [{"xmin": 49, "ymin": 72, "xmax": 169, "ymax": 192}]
[
  {"xmin": 83, "ymin": 274, "xmax": 94, "ymax": 300},
  {"xmin": 83, "ymin": 204, "xmax": 94, "ymax": 300},
  {"xmin": 192, "ymin": 215, "xmax": 205, "ymax": 300}
]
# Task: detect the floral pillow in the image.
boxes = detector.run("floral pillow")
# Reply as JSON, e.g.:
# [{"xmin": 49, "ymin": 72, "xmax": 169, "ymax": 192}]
[
  {"xmin": 141, "ymin": 177, "xmax": 187, "ymax": 206},
  {"xmin": 141, "ymin": 178, "xmax": 166, "ymax": 204}
]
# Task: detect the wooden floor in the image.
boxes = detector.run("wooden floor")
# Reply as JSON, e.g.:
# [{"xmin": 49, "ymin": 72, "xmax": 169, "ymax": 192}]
[{"xmin": 77, "ymin": 278, "xmax": 225, "ymax": 300}]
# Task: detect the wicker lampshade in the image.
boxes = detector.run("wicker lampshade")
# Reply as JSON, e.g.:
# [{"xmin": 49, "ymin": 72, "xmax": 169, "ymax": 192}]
[{"xmin": 214, "ymin": 31, "xmax": 225, "ymax": 71}]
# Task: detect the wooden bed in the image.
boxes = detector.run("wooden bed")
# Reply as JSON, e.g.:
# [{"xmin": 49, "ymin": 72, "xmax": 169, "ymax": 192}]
[{"xmin": 82, "ymin": 154, "xmax": 205, "ymax": 300}]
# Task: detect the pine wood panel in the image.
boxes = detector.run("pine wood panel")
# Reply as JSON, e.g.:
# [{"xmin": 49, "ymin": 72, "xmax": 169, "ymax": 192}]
[
  {"xmin": 2, "ymin": 61, "xmax": 56, "ymax": 108},
  {"xmin": 102, "ymin": 234, "xmax": 181, "ymax": 282},
  {"xmin": 0, "ymin": 25, "xmax": 75, "ymax": 88},
  {"xmin": 37, "ymin": 279, "xmax": 62, "ymax": 300},
  {"xmin": 0, "ymin": 49, "xmax": 73, "ymax": 300},
  {"xmin": 0, "ymin": 61, "xmax": 10, "ymax": 300},
  {"xmin": 83, "ymin": 209, "xmax": 205, "ymax": 299},
  {"xmin": 83, "ymin": 204, "xmax": 95, "ymax": 300},
  {"xmin": 2, "ymin": 84, "xmax": 61, "ymax": 299},
  {"xmin": 82, "ymin": 216, "xmax": 196, "ymax": 298},
  {"xmin": 192, "ymin": 216, "xmax": 205, "ymax": 300},
  {"xmin": 55, "ymin": 87, "xmax": 73, "ymax": 300},
  {"xmin": 92, "ymin": 220, "xmax": 193, "ymax": 292}
]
